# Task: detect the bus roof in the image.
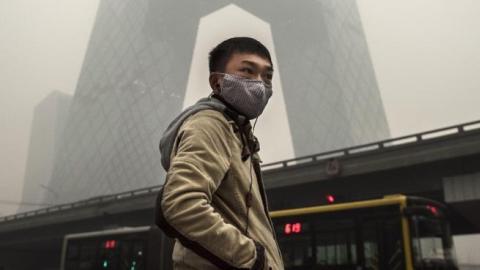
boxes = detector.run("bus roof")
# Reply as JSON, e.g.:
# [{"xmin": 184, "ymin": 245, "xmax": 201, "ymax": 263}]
[
  {"xmin": 269, "ymin": 194, "xmax": 408, "ymax": 218},
  {"xmin": 64, "ymin": 226, "xmax": 153, "ymax": 240}
]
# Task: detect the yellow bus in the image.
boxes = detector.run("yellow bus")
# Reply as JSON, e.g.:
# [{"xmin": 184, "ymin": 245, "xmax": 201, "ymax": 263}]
[{"xmin": 270, "ymin": 195, "xmax": 458, "ymax": 270}]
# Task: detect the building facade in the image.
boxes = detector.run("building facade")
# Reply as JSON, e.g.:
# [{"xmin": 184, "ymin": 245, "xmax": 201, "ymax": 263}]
[
  {"xmin": 19, "ymin": 91, "xmax": 71, "ymax": 212},
  {"xmin": 44, "ymin": 0, "xmax": 390, "ymax": 205}
]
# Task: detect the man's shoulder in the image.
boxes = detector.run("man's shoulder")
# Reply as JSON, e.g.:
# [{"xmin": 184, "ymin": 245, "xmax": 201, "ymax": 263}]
[
  {"xmin": 181, "ymin": 109, "xmax": 232, "ymax": 134},
  {"xmin": 189, "ymin": 109, "xmax": 227, "ymax": 121}
]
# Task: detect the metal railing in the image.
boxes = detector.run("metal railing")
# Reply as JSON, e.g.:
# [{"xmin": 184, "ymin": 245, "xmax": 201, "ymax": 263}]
[
  {"xmin": 1, "ymin": 119, "xmax": 479, "ymax": 224},
  {"xmin": 261, "ymin": 119, "xmax": 480, "ymax": 170},
  {"xmin": 0, "ymin": 185, "xmax": 163, "ymax": 223}
]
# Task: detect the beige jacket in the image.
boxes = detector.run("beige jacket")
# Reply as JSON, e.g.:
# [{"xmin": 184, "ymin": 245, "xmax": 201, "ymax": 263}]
[{"xmin": 158, "ymin": 109, "xmax": 284, "ymax": 270}]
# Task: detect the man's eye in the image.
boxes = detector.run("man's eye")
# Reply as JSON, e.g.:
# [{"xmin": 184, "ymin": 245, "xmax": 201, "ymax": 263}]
[
  {"xmin": 241, "ymin": 67, "xmax": 254, "ymax": 74},
  {"xmin": 263, "ymin": 74, "xmax": 273, "ymax": 85}
]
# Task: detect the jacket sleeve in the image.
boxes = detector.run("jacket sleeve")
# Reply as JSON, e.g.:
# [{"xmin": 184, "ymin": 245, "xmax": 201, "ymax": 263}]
[{"xmin": 159, "ymin": 112, "xmax": 266, "ymax": 270}]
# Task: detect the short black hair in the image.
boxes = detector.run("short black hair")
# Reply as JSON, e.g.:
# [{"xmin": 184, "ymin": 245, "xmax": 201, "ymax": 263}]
[{"xmin": 208, "ymin": 37, "xmax": 272, "ymax": 73}]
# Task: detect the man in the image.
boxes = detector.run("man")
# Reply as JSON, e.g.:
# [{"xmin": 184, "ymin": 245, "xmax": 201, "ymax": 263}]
[{"xmin": 156, "ymin": 37, "xmax": 284, "ymax": 270}]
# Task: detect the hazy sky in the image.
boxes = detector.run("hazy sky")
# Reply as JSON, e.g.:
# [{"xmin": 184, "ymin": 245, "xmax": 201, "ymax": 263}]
[
  {"xmin": 1, "ymin": 0, "xmax": 479, "ymax": 263},
  {"xmin": 0, "ymin": 0, "xmax": 98, "ymax": 216},
  {"xmin": 358, "ymin": 0, "xmax": 480, "ymax": 135}
]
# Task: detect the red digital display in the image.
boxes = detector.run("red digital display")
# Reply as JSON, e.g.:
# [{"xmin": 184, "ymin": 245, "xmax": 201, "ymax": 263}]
[
  {"xmin": 284, "ymin": 222, "xmax": 302, "ymax": 235},
  {"xmin": 104, "ymin": 240, "xmax": 117, "ymax": 249}
]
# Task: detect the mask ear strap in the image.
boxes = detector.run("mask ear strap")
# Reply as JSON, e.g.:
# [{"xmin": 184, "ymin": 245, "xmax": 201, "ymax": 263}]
[{"xmin": 252, "ymin": 117, "xmax": 258, "ymax": 133}]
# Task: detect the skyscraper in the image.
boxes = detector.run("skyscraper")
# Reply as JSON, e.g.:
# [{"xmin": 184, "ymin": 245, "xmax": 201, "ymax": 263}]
[
  {"xmin": 44, "ymin": 0, "xmax": 390, "ymax": 205},
  {"xmin": 19, "ymin": 91, "xmax": 71, "ymax": 212}
]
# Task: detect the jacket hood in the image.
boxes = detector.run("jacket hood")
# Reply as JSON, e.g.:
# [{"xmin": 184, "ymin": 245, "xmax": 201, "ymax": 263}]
[{"xmin": 159, "ymin": 96, "xmax": 229, "ymax": 171}]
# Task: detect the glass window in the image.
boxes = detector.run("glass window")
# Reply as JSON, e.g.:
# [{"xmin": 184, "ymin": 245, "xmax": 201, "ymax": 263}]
[
  {"xmin": 316, "ymin": 230, "xmax": 357, "ymax": 266},
  {"xmin": 361, "ymin": 215, "xmax": 404, "ymax": 270},
  {"xmin": 280, "ymin": 234, "xmax": 313, "ymax": 267},
  {"xmin": 275, "ymin": 220, "xmax": 314, "ymax": 268},
  {"xmin": 363, "ymin": 241, "xmax": 379, "ymax": 270},
  {"xmin": 66, "ymin": 243, "xmax": 80, "ymax": 260},
  {"xmin": 411, "ymin": 216, "xmax": 455, "ymax": 266}
]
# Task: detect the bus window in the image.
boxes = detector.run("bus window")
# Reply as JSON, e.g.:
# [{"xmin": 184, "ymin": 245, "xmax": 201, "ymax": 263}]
[
  {"xmin": 410, "ymin": 215, "xmax": 457, "ymax": 269},
  {"xmin": 116, "ymin": 240, "xmax": 146, "ymax": 270},
  {"xmin": 316, "ymin": 230, "xmax": 357, "ymax": 266},
  {"xmin": 312, "ymin": 217, "xmax": 357, "ymax": 268},
  {"xmin": 412, "ymin": 217, "xmax": 445, "ymax": 260},
  {"xmin": 362, "ymin": 225, "xmax": 379, "ymax": 270},
  {"xmin": 362, "ymin": 216, "xmax": 404, "ymax": 270},
  {"xmin": 80, "ymin": 241, "xmax": 98, "ymax": 269},
  {"xmin": 66, "ymin": 243, "xmax": 79, "ymax": 261},
  {"xmin": 276, "ymin": 221, "xmax": 314, "ymax": 268}
]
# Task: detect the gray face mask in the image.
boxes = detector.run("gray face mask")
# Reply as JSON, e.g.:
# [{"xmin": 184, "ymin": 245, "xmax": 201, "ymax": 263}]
[{"xmin": 216, "ymin": 73, "xmax": 273, "ymax": 119}]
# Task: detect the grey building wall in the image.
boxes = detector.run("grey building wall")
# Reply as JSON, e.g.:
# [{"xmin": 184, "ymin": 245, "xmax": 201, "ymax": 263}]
[
  {"xmin": 459, "ymin": 265, "xmax": 480, "ymax": 270},
  {"xmin": 18, "ymin": 91, "xmax": 71, "ymax": 212},
  {"xmin": 444, "ymin": 172, "xmax": 480, "ymax": 203},
  {"xmin": 45, "ymin": 0, "xmax": 390, "ymax": 205}
]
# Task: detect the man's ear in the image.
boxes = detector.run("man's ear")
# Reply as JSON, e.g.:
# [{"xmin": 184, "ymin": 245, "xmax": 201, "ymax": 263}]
[{"xmin": 209, "ymin": 73, "xmax": 223, "ymax": 94}]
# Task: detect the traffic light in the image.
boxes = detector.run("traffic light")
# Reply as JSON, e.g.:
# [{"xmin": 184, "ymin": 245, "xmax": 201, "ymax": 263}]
[{"xmin": 326, "ymin": 194, "xmax": 335, "ymax": 204}]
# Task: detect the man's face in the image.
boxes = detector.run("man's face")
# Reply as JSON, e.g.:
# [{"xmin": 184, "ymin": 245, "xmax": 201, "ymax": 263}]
[{"xmin": 210, "ymin": 52, "xmax": 273, "ymax": 93}]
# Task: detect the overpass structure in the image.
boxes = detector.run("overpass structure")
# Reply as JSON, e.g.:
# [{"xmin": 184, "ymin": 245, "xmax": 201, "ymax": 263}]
[{"xmin": 1, "ymin": 120, "xmax": 480, "ymax": 268}]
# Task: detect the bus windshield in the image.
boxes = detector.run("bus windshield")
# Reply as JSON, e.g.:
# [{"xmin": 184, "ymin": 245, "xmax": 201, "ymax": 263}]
[{"xmin": 410, "ymin": 215, "xmax": 457, "ymax": 269}]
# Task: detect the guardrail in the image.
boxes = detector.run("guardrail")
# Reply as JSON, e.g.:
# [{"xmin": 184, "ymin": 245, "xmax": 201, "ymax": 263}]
[
  {"xmin": 0, "ymin": 185, "xmax": 163, "ymax": 223},
  {"xmin": 1, "ymin": 119, "xmax": 479, "ymax": 224},
  {"xmin": 261, "ymin": 119, "xmax": 480, "ymax": 170}
]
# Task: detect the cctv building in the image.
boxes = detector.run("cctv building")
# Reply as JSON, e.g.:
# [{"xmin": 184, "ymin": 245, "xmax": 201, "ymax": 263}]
[{"xmin": 42, "ymin": 0, "xmax": 390, "ymax": 206}]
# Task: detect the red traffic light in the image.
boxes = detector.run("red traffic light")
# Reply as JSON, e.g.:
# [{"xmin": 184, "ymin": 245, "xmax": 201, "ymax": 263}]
[
  {"xmin": 426, "ymin": 205, "xmax": 438, "ymax": 216},
  {"xmin": 326, "ymin": 194, "xmax": 335, "ymax": 204}
]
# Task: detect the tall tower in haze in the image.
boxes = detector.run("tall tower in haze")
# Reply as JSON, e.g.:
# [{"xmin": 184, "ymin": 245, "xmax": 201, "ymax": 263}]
[
  {"xmin": 44, "ymin": 0, "xmax": 389, "ymax": 205},
  {"xmin": 19, "ymin": 91, "xmax": 71, "ymax": 212}
]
